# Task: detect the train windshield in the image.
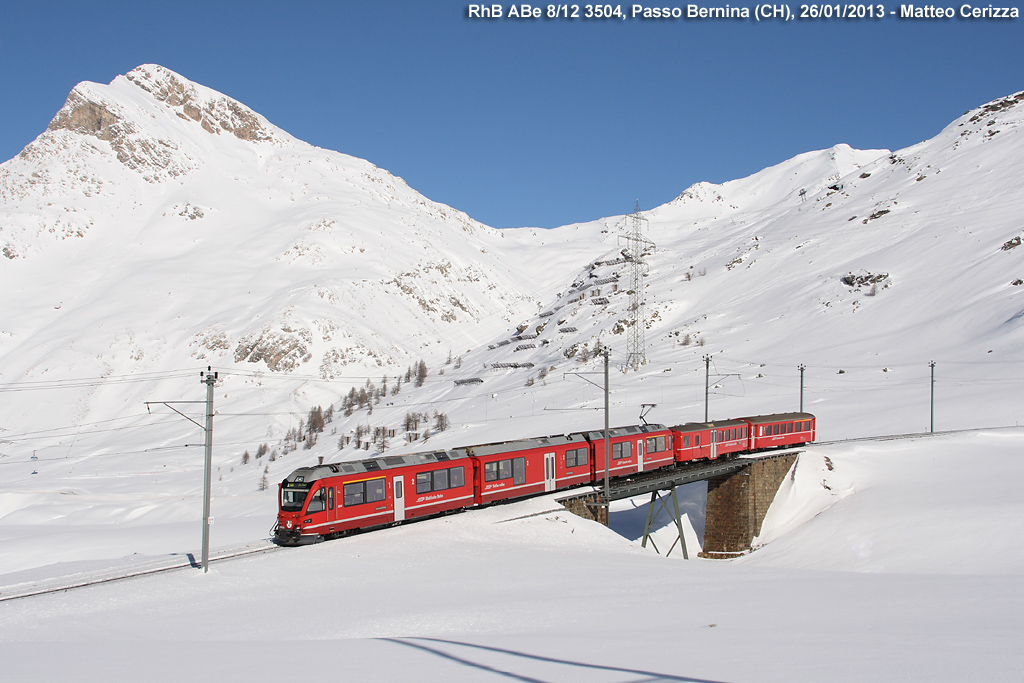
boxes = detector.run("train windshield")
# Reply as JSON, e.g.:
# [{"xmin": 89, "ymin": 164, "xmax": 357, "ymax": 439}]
[{"xmin": 281, "ymin": 485, "xmax": 310, "ymax": 511}]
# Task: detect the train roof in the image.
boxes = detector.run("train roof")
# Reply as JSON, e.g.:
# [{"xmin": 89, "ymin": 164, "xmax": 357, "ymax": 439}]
[
  {"xmin": 283, "ymin": 449, "xmax": 469, "ymax": 484},
  {"xmin": 578, "ymin": 423, "xmax": 668, "ymax": 441},
  {"xmin": 671, "ymin": 419, "xmax": 747, "ymax": 430},
  {"xmin": 464, "ymin": 432, "xmax": 589, "ymax": 457},
  {"xmin": 738, "ymin": 412, "xmax": 815, "ymax": 424}
]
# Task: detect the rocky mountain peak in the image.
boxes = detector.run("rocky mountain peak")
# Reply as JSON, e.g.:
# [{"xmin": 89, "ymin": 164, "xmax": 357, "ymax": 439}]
[{"xmin": 45, "ymin": 64, "xmax": 280, "ymax": 150}]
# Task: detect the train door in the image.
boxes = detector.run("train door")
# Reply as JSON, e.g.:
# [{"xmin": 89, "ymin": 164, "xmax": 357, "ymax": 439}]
[
  {"xmin": 393, "ymin": 475, "xmax": 405, "ymax": 521},
  {"xmin": 544, "ymin": 452, "xmax": 556, "ymax": 492},
  {"xmin": 327, "ymin": 486, "xmax": 335, "ymax": 523},
  {"xmin": 636, "ymin": 438, "xmax": 645, "ymax": 473},
  {"xmin": 710, "ymin": 430, "xmax": 717, "ymax": 460}
]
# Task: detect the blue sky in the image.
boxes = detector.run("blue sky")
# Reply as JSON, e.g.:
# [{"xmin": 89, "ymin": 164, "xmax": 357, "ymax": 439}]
[{"xmin": 0, "ymin": 0, "xmax": 1021, "ymax": 228}]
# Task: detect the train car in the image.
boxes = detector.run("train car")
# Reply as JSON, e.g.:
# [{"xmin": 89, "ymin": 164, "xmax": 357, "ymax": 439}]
[
  {"xmin": 579, "ymin": 424, "xmax": 674, "ymax": 479},
  {"xmin": 708, "ymin": 419, "xmax": 751, "ymax": 458},
  {"xmin": 274, "ymin": 449, "xmax": 472, "ymax": 546},
  {"xmin": 464, "ymin": 433, "xmax": 589, "ymax": 505},
  {"xmin": 672, "ymin": 422, "xmax": 711, "ymax": 462},
  {"xmin": 741, "ymin": 412, "xmax": 816, "ymax": 450}
]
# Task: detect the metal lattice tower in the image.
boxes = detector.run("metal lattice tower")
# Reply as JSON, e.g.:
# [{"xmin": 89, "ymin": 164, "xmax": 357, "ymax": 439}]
[{"xmin": 622, "ymin": 200, "xmax": 655, "ymax": 372}]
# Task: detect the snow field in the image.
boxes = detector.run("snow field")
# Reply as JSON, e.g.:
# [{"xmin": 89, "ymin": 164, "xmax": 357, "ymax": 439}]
[{"xmin": 2, "ymin": 431, "xmax": 1023, "ymax": 681}]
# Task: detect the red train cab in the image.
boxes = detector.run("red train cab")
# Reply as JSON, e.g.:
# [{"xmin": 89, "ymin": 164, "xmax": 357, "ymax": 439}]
[
  {"xmin": 274, "ymin": 450, "xmax": 472, "ymax": 546},
  {"xmin": 464, "ymin": 433, "xmax": 589, "ymax": 504},
  {"xmin": 741, "ymin": 412, "xmax": 816, "ymax": 450},
  {"xmin": 579, "ymin": 424, "xmax": 675, "ymax": 479}
]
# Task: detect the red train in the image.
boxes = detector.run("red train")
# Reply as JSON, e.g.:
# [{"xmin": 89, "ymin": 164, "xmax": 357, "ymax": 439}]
[{"xmin": 274, "ymin": 411, "xmax": 815, "ymax": 546}]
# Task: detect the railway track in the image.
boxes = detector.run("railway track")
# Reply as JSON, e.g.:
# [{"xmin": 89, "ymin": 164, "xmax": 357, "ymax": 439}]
[
  {"xmin": 0, "ymin": 540, "xmax": 283, "ymax": 603},
  {"xmin": 810, "ymin": 423, "xmax": 1021, "ymax": 448}
]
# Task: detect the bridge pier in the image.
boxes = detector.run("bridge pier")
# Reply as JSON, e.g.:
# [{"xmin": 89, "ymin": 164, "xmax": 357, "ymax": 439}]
[
  {"xmin": 556, "ymin": 451, "xmax": 799, "ymax": 559},
  {"xmin": 699, "ymin": 452, "xmax": 798, "ymax": 559},
  {"xmin": 557, "ymin": 492, "xmax": 609, "ymax": 526}
]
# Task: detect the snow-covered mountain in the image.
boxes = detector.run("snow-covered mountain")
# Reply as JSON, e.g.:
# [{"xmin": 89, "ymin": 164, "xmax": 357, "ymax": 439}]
[
  {"xmin": 0, "ymin": 64, "xmax": 576, "ymax": 378},
  {"xmin": 2, "ymin": 65, "xmax": 1024, "ymax": 576}
]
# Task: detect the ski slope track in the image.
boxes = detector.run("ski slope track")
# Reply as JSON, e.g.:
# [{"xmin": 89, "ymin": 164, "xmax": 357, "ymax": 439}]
[{"xmin": 1, "ymin": 66, "xmax": 1023, "ymax": 681}]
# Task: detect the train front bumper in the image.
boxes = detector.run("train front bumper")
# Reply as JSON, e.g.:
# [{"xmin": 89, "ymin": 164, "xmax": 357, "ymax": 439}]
[{"xmin": 273, "ymin": 525, "xmax": 321, "ymax": 546}]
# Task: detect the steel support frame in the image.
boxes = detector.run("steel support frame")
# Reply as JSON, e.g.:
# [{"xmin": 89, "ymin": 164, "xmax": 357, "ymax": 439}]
[{"xmin": 639, "ymin": 487, "xmax": 689, "ymax": 559}]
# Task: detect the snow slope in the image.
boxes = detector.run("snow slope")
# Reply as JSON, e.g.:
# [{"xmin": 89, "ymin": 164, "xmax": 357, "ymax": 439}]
[
  {"xmin": 1, "ymin": 432, "xmax": 1022, "ymax": 682},
  {"xmin": 2, "ymin": 66, "xmax": 1024, "ymax": 609}
]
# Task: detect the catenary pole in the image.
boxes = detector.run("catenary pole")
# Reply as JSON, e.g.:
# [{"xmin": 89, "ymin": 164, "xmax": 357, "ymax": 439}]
[
  {"xmin": 201, "ymin": 367, "xmax": 217, "ymax": 573},
  {"xmin": 929, "ymin": 360, "xmax": 935, "ymax": 433},
  {"xmin": 603, "ymin": 348, "xmax": 610, "ymax": 519},
  {"xmin": 799, "ymin": 364, "xmax": 806, "ymax": 412},
  {"xmin": 704, "ymin": 355, "xmax": 712, "ymax": 422}
]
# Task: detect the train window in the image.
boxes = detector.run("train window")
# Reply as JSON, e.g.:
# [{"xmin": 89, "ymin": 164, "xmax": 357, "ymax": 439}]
[
  {"xmin": 328, "ymin": 487, "xmax": 334, "ymax": 511},
  {"xmin": 484, "ymin": 462, "xmax": 498, "ymax": 482},
  {"xmin": 342, "ymin": 479, "xmax": 385, "ymax": 506},
  {"xmin": 683, "ymin": 435, "xmax": 690, "ymax": 448},
  {"xmin": 695, "ymin": 434, "xmax": 700, "ymax": 446},
  {"xmin": 805, "ymin": 421, "xmax": 811, "ymax": 431},
  {"xmin": 513, "ymin": 457, "xmax": 526, "ymax": 485},
  {"xmin": 566, "ymin": 447, "xmax": 588, "ymax": 468},
  {"xmin": 499, "ymin": 459, "xmax": 513, "ymax": 480},
  {"xmin": 646, "ymin": 436, "xmax": 667, "ymax": 453},
  {"xmin": 416, "ymin": 466, "xmax": 464, "ymax": 493},
  {"xmin": 612, "ymin": 442, "xmax": 631, "ymax": 460},
  {"xmin": 450, "ymin": 466, "xmax": 465, "ymax": 488},
  {"xmin": 306, "ymin": 488, "xmax": 326, "ymax": 513},
  {"xmin": 774, "ymin": 424, "xmax": 780, "ymax": 435},
  {"xmin": 281, "ymin": 486, "xmax": 309, "ymax": 511},
  {"xmin": 343, "ymin": 482, "xmax": 363, "ymax": 507}
]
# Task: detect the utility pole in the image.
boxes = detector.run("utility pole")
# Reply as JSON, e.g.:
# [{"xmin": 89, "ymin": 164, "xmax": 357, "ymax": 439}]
[
  {"xmin": 144, "ymin": 366, "xmax": 219, "ymax": 574},
  {"xmin": 704, "ymin": 354, "xmax": 712, "ymax": 422},
  {"xmin": 200, "ymin": 367, "xmax": 217, "ymax": 573},
  {"xmin": 563, "ymin": 350, "xmax": 612, "ymax": 525},
  {"xmin": 798, "ymin": 364, "xmax": 806, "ymax": 412},
  {"xmin": 603, "ymin": 348, "xmax": 610, "ymax": 516},
  {"xmin": 929, "ymin": 360, "xmax": 936, "ymax": 434}
]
